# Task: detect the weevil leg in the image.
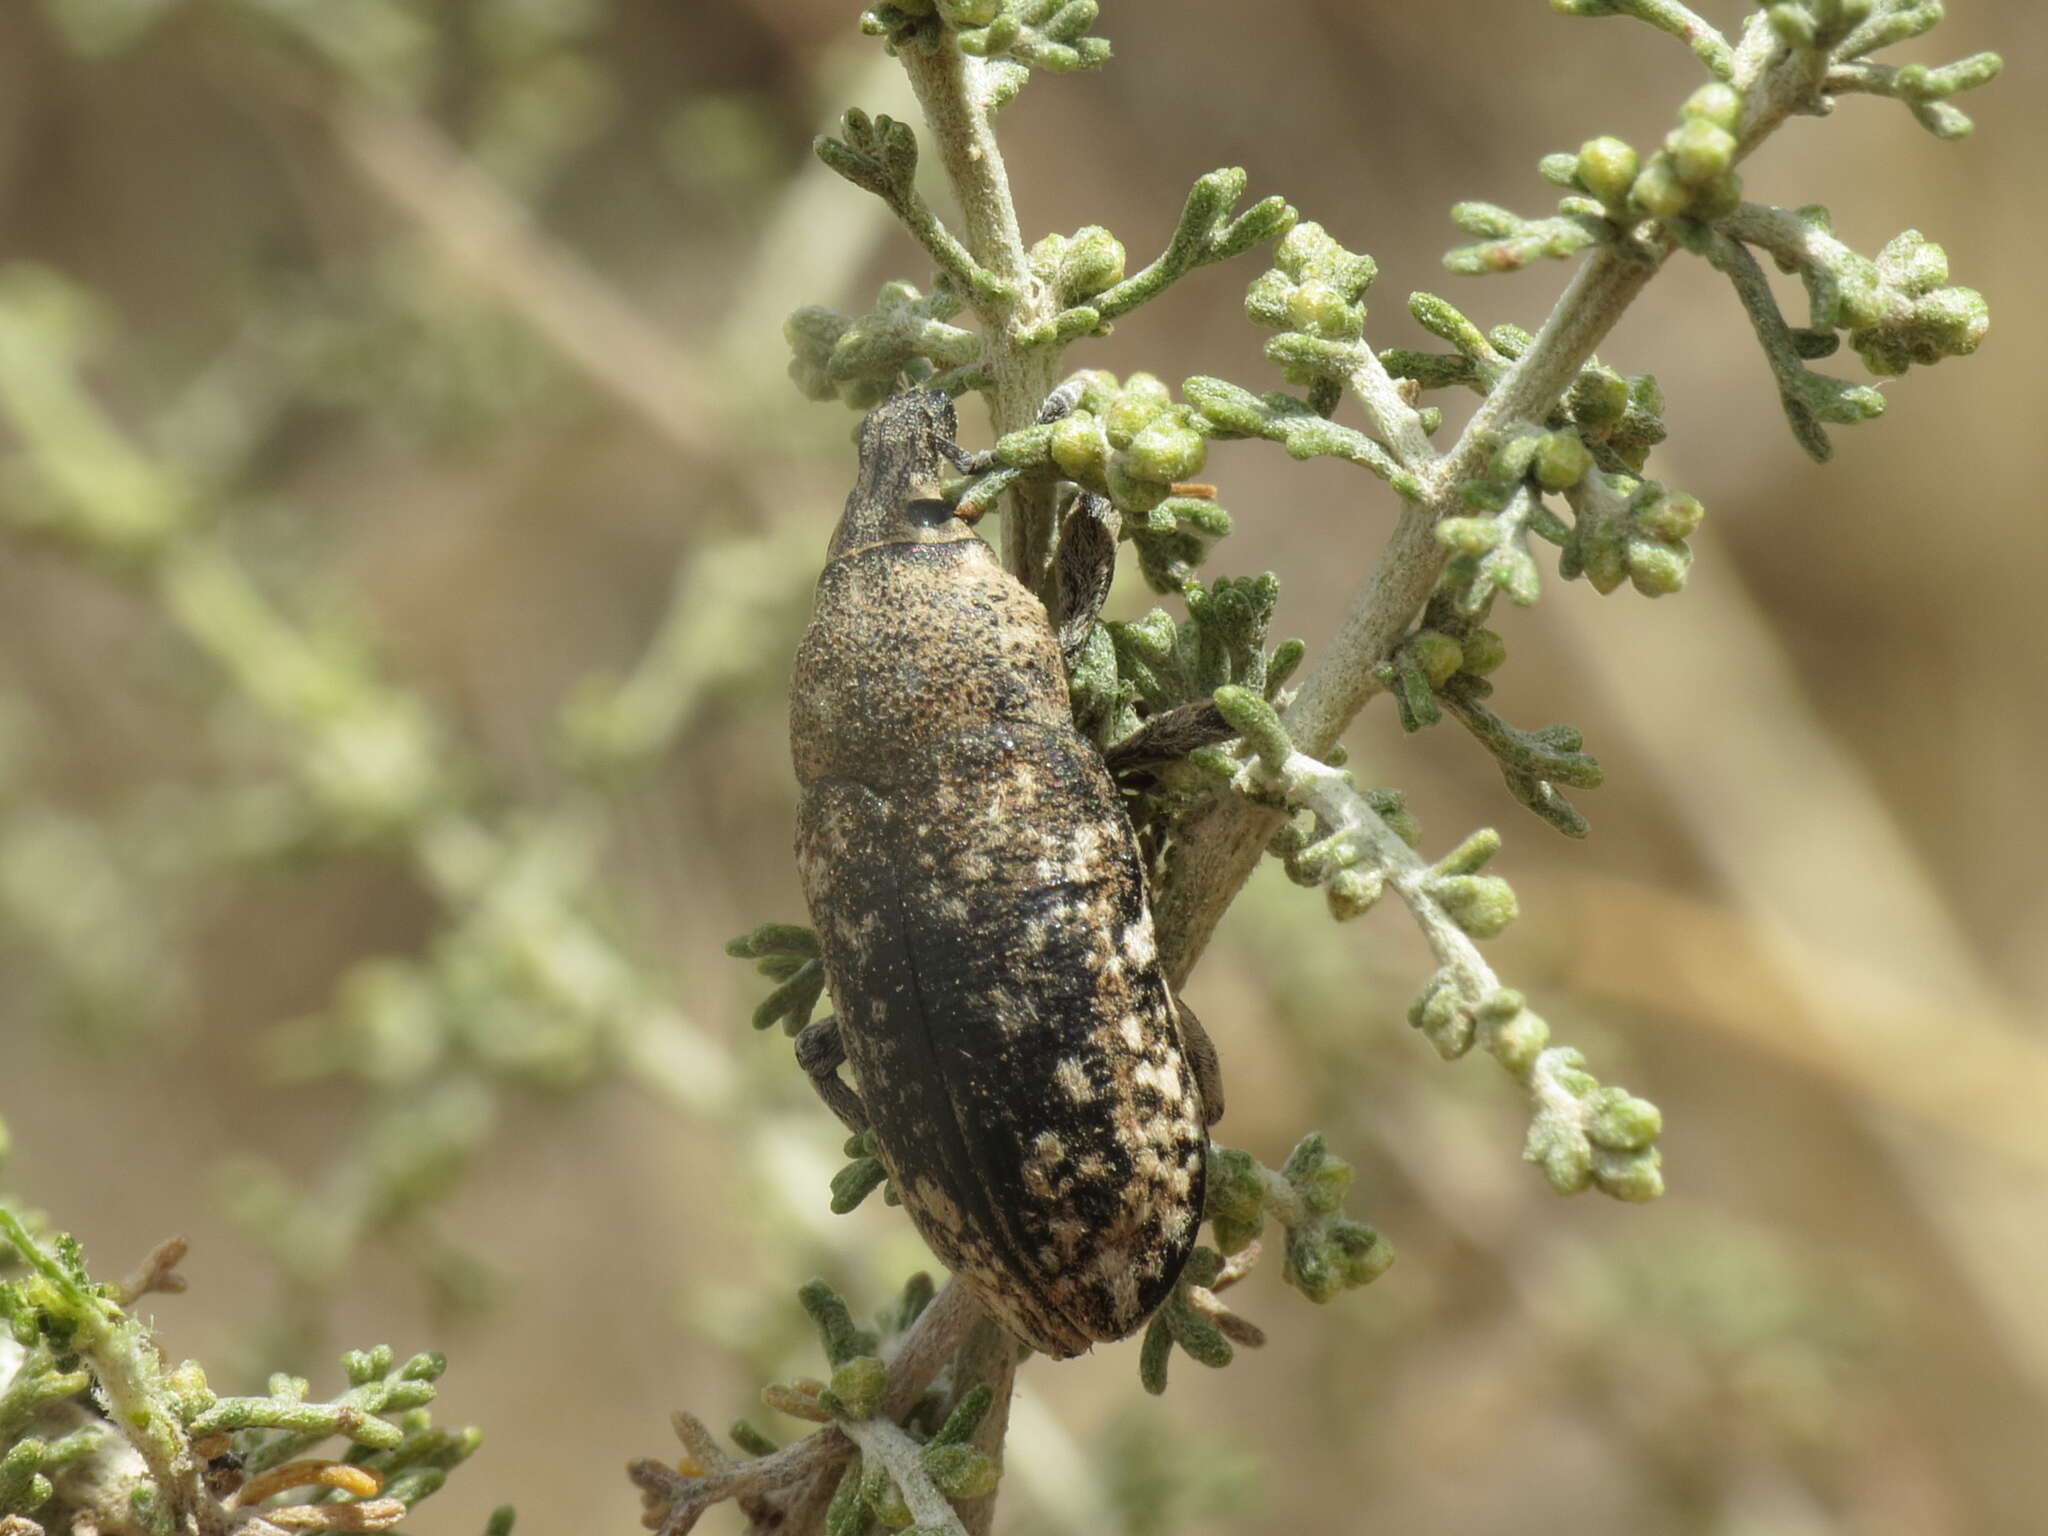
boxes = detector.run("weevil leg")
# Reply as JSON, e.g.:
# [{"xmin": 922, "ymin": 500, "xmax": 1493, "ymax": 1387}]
[
  {"xmin": 1175, "ymin": 999, "xmax": 1226, "ymax": 1127},
  {"xmin": 1102, "ymin": 699, "xmax": 1238, "ymax": 782},
  {"xmin": 794, "ymin": 1014, "xmax": 871, "ymax": 1133},
  {"xmin": 1054, "ymin": 491, "xmax": 1121, "ymax": 667},
  {"xmin": 938, "ymin": 381, "xmax": 1088, "ymax": 477},
  {"xmin": 938, "ymin": 440, "xmax": 999, "ymax": 475}
]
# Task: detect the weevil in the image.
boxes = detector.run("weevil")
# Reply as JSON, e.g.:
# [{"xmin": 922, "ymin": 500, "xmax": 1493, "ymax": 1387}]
[{"xmin": 789, "ymin": 389, "xmax": 1225, "ymax": 1359}]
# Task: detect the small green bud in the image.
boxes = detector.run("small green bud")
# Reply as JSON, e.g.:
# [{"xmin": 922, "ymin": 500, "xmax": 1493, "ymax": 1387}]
[
  {"xmin": 1125, "ymin": 415, "xmax": 1208, "ymax": 483},
  {"xmin": 1431, "ymin": 874, "xmax": 1518, "ymax": 938},
  {"xmin": 826, "ymin": 1356, "xmax": 888, "ymax": 1420},
  {"xmin": 400, "ymin": 1350, "xmax": 447, "ymax": 1381},
  {"xmin": 1570, "ymin": 367, "xmax": 1631, "ymax": 425},
  {"xmin": 1326, "ymin": 1217, "xmax": 1394, "ymax": 1287},
  {"xmin": 1435, "ymin": 516, "xmax": 1501, "ymax": 555},
  {"xmin": 1854, "ymin": 283, "xmax": 1988, "ymax": 374},
  {"xmin": 1104, "ymin": 373, "xmax": 1172, "ymax": 446},
  {"xmin": 1594, "ymin": 1148, "xmax": 1664, "ymax": 1203},
  {"xmin": 1272, "ymin": 220, "xmax": 1325, "ymax": 277},
  {"xmin": 1283, "ymin": 1231, "xmax": 1340, "ymax": 1302},
  {"xmin": 1682, "ymin": 82, "xmax": 1743, "ymax": 131},
  {"xmin": 922, "ymin": 1444, "xmax": 998, "ymax": 1500},
  {"xmin": 1297, "ymin": 1150, "xmax": 1353, "ymax": 1215},
  {"xmin": 1630, "ymin": 155, "xmax": 1691, "ymax": 219},
  {"xmin": 1877, "ymin": 231, "xmax": 1948, "ymax": 296},
  {"xmin": 1665, "ymin": 117, "xmax": 1736, "ymax": 187},
  {"xmin": 1532, "ymin": 431, "xmax": 1593, "ymax": 491},
  {"xmin": 1325, "ymin": 866, "xmax": 1384, "ymax": 921},
  {"xmin": 1489, "ymin": 1008, "xmax": 1551, "ymax": 1076},
  {"xmin": 1411, "ymin": 976, "xmax": 1474, "ymax": 1059},
  {"xmin": 1575, "ymin": 136, "xmax": 1639, "ymax": 206},
  {"xmin": 1459, "ymin": 627, "xmax": 1507, "ymax": 676},
  {"xmin": 1626, "ymin": 538, "xmax": 1691, "ymax": 597},
  {"xmin": 1586, "ymin": 1088, "xmax": 1663, "ymax": 1151},
  {"xmin": 1539, "ymin": 1136, "xmax": 1594, "ymax": 1194},
  {"xmin": 1767, "ymin": 2, "xmax": 1816, "ymax": 45},
  {"xmin": 1053, "ymin": 224, "xmax": 1126, "ymax": 301},
  {"xmin": 1549, "ymin": 1048, "xmax": 1597, "ymax": 1100},
  {"xmin": 1279, "ymin": 1131, "xmax": 1328, "ymax": 1183},
  {"xmin": 1049, "ymin": 411, "xmax": 1109, "ymax": 482},
  {"xmin": 1103, "ymin": 459, "xmax": 1169, "ymax": 514},
  {"xmin": 1286, "ymin": 280, "xmax": 1361, "ymax": 339},
  {"xmin": 1638, "ymin": 491, "xmax": 1704, "ymax": 541},
  {"xmin": 1408, "ymin": 630, "xmax": 1465, "ymax": 688}
]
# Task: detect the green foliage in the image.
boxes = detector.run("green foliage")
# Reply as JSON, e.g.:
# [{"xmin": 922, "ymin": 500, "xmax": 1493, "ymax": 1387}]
[
  {"xmin": 728, "ymin": 923, "xmax": 828, "ymax": 1037},
  {"xmin": 0, "ymin": 1208, "xmax": 488, "ymax": 1531},
  {"xmin": 1140, "ymin": 1137, "xmax": 1393, "ymax": 1395},
  {"xmin": 3, "ymin": 0, "xmax": 2005, "ymax": 1531},
  {"xmin": 861, "ymin": 0, "xmax": 1113, "ymax": 75},
  {"xmin": 985, "ymin": 369, "xmax": 1238, "ymax": 589}
]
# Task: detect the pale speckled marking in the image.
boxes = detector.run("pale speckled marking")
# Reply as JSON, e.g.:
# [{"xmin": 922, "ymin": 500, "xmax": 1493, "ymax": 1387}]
[
  {"xmin": 1132, "ymin": 1057, "xmax": 1185, "ymax": 1106},
  {"xmin": 1053, "ymin": 1056, "xmax": 1095, "ymax": 1104}
]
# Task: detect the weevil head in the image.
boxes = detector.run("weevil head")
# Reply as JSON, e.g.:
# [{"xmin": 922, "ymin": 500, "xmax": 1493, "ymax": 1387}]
[{"xmin": 829, "ymin": 390, "xmax": 978, "ymax": 559}]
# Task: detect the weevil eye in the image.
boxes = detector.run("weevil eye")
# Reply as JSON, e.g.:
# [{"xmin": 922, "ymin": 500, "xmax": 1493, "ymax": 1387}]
[{"xmin": 904, "ymin": 496, "xmax": 955, "ymax": 527}]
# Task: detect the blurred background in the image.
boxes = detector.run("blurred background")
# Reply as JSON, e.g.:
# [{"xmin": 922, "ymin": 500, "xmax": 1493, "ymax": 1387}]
[{"xmin": 1, "ymin": 1, "xmax": 2042, "ymax": 1532}]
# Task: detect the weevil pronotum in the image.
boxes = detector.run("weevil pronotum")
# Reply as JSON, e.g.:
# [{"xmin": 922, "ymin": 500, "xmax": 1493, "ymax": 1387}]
[{"xmin": 789, "ymin": 388, "xmax": 1225, "ymax": 1358}]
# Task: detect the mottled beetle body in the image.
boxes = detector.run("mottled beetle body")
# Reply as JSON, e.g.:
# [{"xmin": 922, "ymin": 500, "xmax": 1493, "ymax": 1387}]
[{"xmin": 790, "ymin": 391, "xmax": 1212, "ymax": 1358}]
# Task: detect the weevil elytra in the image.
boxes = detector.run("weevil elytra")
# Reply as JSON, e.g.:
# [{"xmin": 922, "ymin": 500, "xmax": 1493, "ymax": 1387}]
[{"xmin": 789, "ymin": 389, "xmax": 1224, "ymax": 1359}]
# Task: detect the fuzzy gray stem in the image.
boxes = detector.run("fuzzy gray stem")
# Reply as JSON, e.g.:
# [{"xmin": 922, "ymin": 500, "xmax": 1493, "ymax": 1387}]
[
  {"xmin": 1343, "ymin": 344, "xmax": 1437, "ymax": 474},
  {"xmin": 947, "ymin": 1317, "xmax": 1018, "ymax": 1536},
  {"xmin": 1156, "ymin": 249, "xmax": 1652, "ymax": 984},
  {"xmin": 836, "ymin": 1419, "xmax": 970, "ymax": 1535},
  {"xmin": 633, "ymin": 1282, "xmax": 984, "ymax": 1536},
  {"xmin": 1158, "ymin": 12, "xmax": 1826, "ymax": 982},
  {"xmin": 897, "ymin": 40, "xmax": 1062, "ymax": 594}
]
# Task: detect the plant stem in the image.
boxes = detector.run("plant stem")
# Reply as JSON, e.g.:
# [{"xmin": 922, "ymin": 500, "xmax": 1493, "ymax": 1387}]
[
  {"xmin": 896, "ymin": 39, "xmax": 1063, "ymax": 596},
  {"xmin": 1156, "ymin": 247, "xmax": 1655, "ymax": 985},
  {"xmin": 1158, "ymin": 7, "xmax": 1837, "ymax": 982},
  {"xmin": 948, "ymin": 1316, "xmax": 1018, "ymax": 1536}
]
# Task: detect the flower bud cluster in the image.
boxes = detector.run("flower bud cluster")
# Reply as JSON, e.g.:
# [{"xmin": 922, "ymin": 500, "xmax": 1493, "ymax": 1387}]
[
  {"xmin": 1563, "ymin": 472, "xmax": 1704, "ymax": 598},
  {"xmin": 860, "ymin": 0, "xmax": 1109, "ymax": 74},
  {"xmin": 993, "ymin": 371, "xmax": 1231, "ymax": 590},
  {"xmin": 1849, "ymin": 230, "xmax": 1989, "ymax": 376},
  {"xmin": 786, "ymin": 282, "xmax": 978, "ymax": 409},
  {"xmin": 1621, "ymin": 83, "xmax": 1741, "ymax": 222}
]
